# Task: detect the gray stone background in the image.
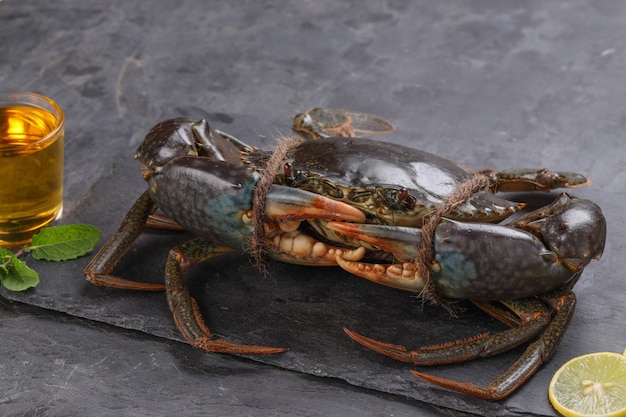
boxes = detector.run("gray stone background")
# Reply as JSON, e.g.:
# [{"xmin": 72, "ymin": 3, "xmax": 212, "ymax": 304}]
[{"xmin": 1, "ymin": 1, "xmax": 625, "ymax": 416}]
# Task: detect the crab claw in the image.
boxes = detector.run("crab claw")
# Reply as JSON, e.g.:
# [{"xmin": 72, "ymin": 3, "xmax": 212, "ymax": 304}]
[
  {"xmin": 266, "ymin": 185, "xmax": 366, "ymax": 224},
  {"xmin": 328, "ymin": 206, "xmax": 603, "ymax": 300},
  {"xmin": 264, "ymin": 186, "xmax": 367, "ymax": 266},
  {"xmin": 513, "ymin": 194, "xmax": 606, "ymax": 272},
  {"xmin": 327, "ymin": 222, "xmax": 421, "ymax": 262},
  {"xmin": 327, "ymin": 221, "xmax": 428, "ymax": 292}
]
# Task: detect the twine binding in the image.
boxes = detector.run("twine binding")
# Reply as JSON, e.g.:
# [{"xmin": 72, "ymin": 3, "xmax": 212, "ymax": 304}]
[
  {"xmin": 414, "ymin": 170, "xmax": 494, "ymax": 314},
  {"xmin": 248, "ymin": 135, "xmax": 304, "ymax": 273}
]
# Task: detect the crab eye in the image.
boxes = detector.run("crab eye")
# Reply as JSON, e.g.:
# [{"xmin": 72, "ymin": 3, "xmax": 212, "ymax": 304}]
[
  {"xmin": 397, "ymin": 188, "xmax": 409, "ymax": 201},
  {"xmin": 283, "ymin": 162, "xmax": 293, "ymax": 178}
]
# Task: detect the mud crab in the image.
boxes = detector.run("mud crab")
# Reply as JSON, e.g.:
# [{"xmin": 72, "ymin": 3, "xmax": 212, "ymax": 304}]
[{"xmin": 85, "ymin": 108, "xmax": 606, "ymax": 400}]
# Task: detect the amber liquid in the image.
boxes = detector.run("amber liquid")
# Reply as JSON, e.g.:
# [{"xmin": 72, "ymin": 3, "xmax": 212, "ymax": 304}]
[{"xmin": 0, "ymin": 104, "xmax": 64, "ymax": 247}]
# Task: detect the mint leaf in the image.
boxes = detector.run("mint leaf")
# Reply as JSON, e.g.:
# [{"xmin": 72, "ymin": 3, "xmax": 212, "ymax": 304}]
[
  {"xmin": 0, "ymin": 224, "xmax": 101, "ymax": 292},
  {"xmin": 25, "ymin": 224, "xmax": 101, "ymax": 261},
  {"xmin": 0, "ymin": 248, "xmax": 40, "ymax": 291}
]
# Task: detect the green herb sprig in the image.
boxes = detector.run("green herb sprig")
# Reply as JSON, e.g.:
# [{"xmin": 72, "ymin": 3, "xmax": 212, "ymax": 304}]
[{"xmin": 0, "ymin": 224, "xmax": 101, "ymax": 291}]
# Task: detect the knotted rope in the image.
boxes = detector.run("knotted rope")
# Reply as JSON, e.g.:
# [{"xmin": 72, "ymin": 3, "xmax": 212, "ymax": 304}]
[
  {"xmin": 415, "ymin": 170, "xmax": 494, "ymax": 313},
  {"xmin": 249, "ymin": 135, "xmax": 304, "ymax": 273}
]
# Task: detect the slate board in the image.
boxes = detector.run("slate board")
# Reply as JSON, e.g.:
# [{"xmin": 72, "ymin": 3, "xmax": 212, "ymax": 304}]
[
  {"xmin": 3, "ymin": 1, "xmax": 626, "ymax": 415},
  {"xmin": 2, "ymin": 112, "xmax": 624, "ymax": 417}
]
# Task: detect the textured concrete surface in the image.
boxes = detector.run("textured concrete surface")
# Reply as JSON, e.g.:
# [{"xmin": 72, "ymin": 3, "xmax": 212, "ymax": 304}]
[{"xmin": 1, "ymin": 1, "xmax": 625, "ymax": 416}]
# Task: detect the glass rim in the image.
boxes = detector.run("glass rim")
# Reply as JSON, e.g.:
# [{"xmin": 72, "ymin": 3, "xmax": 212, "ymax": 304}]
[{"xmin": 0, "ymin": 90, "xmax": 65, "ymax": 155}]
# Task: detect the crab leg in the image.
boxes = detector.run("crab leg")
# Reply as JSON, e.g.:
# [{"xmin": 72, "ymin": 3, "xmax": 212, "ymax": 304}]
[
  {"xmin": 292, "ymin": 108, "xmax": 395, "ymax": 139},
  {"xmin": 165, "ymin": 237, "xmax": 286, "ymax": 354},
  {"xmin": 343, "ymin": 289, "xmax": 575, "ymax": 400},
  {"xmin": 343, "ymin": 296, "xmax": 551, "ymax": 365},
  {"xmin": 146, "ymin": 214, "xmax": 186, "ymax": 231},
  {"xmin": 493, "ymin": 169, "xmax": 590, "ymax": 192},
  {"xmin": 411, "ymin": 289, "xmax": 577, "ymax": 400},
  {"xmin": 85, "ymin": 190, "xmax": 166, "ymax": 291}
]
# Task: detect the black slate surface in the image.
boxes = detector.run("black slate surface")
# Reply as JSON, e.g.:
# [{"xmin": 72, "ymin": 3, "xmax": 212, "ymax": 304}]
[{"xmin": 1, "ymin": 1, "xmax": 625, "ymax": 416}]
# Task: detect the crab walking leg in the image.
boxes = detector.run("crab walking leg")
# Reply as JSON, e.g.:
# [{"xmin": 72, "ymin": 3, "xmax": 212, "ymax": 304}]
[
  {"xmin": 292, "ymin": 108, "xmax": 395, "ymax": 140},
  {"xmin": 165, "ymin": 237, "xmax": 286, "ymax": 355},
  {"xmin": 146, "ymin": 213, "xmax": 186, "ymax": 231},
  {"xmin": 84, "ymin": 190, "xmax": 166, "ymax": 291},
  {"xmin": 344, "ymin": 296, "xmax": 551, "ymax": 366},
  {"xmin": 343, "ymin": 290, "xmax": 575, "ymax": 400},
  {"xmin": 493, "ymin": 169, "xmax": 590, "ymax": 192},
  {"xmin": 470, "ymin": 300, "xmax": 523, "ymax": 328},
  {"xmin": 410, "ymin": 289, "xmax": 577, "ymax": 400}
]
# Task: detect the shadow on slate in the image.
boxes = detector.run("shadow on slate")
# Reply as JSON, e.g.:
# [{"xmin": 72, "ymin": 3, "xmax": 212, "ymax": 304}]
[{"xmin": 0, "ymin": 111, "xmax": 589, "ymax": 417}]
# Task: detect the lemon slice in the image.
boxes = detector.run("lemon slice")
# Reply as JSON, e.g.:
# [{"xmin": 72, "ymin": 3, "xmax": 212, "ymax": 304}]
[{"xmin": 548, "ymin": 349, "xmax": 626, "ymax": 417}]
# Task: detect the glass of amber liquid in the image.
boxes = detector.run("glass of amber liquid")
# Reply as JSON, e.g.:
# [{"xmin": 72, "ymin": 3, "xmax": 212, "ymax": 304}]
[{"xmin": 0, "ymin": 91, "xmax": 64, "ymax": 247}]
